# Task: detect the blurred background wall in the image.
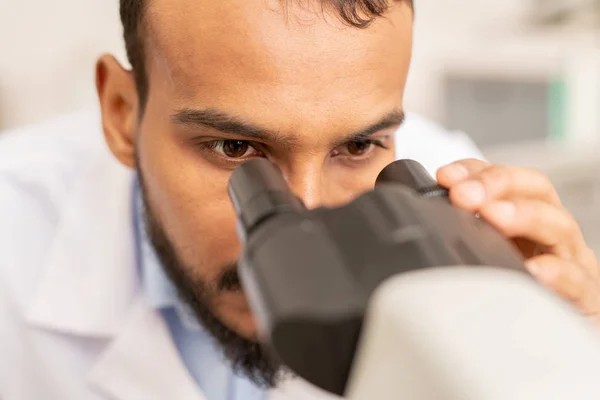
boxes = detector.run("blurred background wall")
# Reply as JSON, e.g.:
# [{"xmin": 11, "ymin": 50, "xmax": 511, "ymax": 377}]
[
  {"xmin": 1, "ymin": 0, "xmax": 599, "ymax": 250},
  {"xmin": 0, "ymin": 0, "xmax": 126, "ymax": 129},
  {"xmin": 0, "ymin": 0, "xmax": 598, "ymax": 137}
]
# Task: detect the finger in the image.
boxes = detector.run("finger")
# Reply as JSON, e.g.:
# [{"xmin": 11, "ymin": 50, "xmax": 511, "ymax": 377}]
[
  {"xmin": 480, "ymin": 200, "xmax": 585, "ymax": 260},
  {"xmin": 449, "ymin": 165, "xmax": 561, "ymax": 211},
  {"xmin": 525, "ymin": 254, "xmax": 599, "ymax": 314},
  {"xmin": 437, "ymin": 158, "xmax": 489, "ymax": 186},
  {"xmin": 575, "ymin": 246, "xmax": 600, "ymax": 280}
]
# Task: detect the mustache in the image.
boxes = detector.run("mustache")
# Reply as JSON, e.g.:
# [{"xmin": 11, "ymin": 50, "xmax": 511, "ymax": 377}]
[{"xmin": 216, "ymin": 262, "xmax": 242, "ymax": 292}]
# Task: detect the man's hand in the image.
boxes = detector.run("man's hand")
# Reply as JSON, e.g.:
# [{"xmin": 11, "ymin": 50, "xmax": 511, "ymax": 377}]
[{"xmin": 437, "ymin": 159, "xmax": 600, "ymax": 323}]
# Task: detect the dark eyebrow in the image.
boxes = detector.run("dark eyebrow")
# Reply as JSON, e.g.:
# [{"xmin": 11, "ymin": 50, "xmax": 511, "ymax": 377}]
[
  {"xmin": 172, "ymin": 108, "xmax": 289, "ymax": 143},
  {"xmin": 338, "ymin": 110, "xmax": 405, "ymax": 146},
  {"xmin": 171, "ymin": 107, "xmax": 404, "ymax": 146}
]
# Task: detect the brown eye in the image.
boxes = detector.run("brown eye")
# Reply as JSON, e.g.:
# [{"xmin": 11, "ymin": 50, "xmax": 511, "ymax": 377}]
[
  {"xmin": 346, "ymin": 141, "xmax": 372, "ymax": 156},
  {"xmin": 201, "ymin": 139, "xmax": 263, "ymax": 160},
  {"xmin": 222, "ymin": 140, "xmax": 250, "ymax": 158}
]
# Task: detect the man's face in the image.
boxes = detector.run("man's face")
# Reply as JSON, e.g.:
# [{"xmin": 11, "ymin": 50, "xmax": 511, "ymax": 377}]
[{"xmin": 100, "ymin": 0, "xmax": 412, "ymax": 385}]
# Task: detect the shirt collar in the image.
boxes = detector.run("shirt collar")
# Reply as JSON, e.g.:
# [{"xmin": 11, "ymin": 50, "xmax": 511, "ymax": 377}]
[{"xmin": 133, "ymin": 179, "xmax": 202, "ymax": 331}]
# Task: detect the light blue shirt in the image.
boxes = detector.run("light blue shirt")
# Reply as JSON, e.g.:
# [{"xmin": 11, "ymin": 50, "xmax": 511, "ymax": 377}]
[{"xmin": 132, "ymin": 180, "xmax": 267, "ymax": 400}]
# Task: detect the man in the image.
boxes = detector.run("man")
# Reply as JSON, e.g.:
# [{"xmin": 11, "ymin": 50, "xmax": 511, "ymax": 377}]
[{"xmin": 1, "ymin": 0, "xmax": 599, "ymax": 399}]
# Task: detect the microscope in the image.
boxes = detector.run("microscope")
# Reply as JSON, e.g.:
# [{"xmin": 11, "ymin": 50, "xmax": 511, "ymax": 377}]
[{"xmin": 228, "ymin": 158, "xmax": 600, "ymax": 400}]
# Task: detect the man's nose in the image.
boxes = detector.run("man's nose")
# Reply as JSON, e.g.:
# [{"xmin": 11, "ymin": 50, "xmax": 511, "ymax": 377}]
[
  {"xmin": 284, "ymin": 167, "xmax": 324, "ymax": 210},
  {"xmin": 283, "ymin": 165, "xmax": 354, "ymax": 210}
]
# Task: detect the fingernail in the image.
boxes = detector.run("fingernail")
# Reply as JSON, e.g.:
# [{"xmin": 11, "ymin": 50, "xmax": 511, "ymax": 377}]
[
  {"xmin": 442, "ymin": 164, "xmax": 469, "ymax": 182},
  {"xmin": 525, "ymin": 261, "xmax": 556, "ymax": 281},
  {"xmin": 484, "ymin": 201, "xmax": 516, "ymax": 222},
  {"xmin": 525, "ymin": 261, "xmax": 540, "ymax": 275},
  {"xmin": 454, "ymin": 180, "xmax": 486, "ymax": 205}
]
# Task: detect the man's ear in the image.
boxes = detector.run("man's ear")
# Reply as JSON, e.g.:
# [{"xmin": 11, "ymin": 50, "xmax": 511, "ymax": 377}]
[{"xmin": 96, "ymin": 54, "xmax": 139, "ymax": 169}]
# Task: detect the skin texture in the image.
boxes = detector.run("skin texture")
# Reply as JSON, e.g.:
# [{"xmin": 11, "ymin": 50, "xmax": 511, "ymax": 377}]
[{"xmin": 96, "ymin": 0, "xmax": 600, "ymax": 386}]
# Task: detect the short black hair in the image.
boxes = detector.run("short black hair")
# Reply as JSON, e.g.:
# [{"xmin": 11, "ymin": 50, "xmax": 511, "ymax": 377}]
[{"xmin": 120, "ymin": 0, "xmax": 411, "ymax": 111}]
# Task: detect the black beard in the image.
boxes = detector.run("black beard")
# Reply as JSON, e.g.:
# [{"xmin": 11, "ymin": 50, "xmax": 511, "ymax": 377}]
[{"xmin": 137, "ymin": 171, "xmax": 288, "ymax": 388}]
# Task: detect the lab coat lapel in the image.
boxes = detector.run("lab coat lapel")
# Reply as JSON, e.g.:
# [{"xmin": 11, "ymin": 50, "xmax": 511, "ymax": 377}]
[
  {"xmin": 25, "ymin": 149, "xmax": 204, "ymax": 400},
  {"xmin": 87, "ymin": 297, "xmax": 205, "ymax": 400}
]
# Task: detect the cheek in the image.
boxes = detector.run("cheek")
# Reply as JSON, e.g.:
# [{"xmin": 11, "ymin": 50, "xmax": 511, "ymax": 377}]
[{"xmin": 138, "ymin": 117, "xmax": 242, "ymax": 279}]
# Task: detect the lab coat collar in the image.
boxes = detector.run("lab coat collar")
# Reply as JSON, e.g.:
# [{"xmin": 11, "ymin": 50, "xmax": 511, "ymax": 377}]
[
  {"xmin": 26, "ymin": 151, "xmax": 137, "ymax": 337},
  {"xmin": 24, "ymin": 149, "xmax": 206, "ymax": 399}
]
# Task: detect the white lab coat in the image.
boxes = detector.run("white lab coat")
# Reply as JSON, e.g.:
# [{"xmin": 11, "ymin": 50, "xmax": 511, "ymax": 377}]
[{"xmin": 0, "ymin": 110, "xmax": 483, "ymax": 400}]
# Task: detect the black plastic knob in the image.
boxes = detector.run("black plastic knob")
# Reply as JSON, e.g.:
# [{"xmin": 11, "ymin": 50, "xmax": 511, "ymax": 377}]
[{"xmin": 376, "ymin": 159, "xmax": 449, "ymax": 198}]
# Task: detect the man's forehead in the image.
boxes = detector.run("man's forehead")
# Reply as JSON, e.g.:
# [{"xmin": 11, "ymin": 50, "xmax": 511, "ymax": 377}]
[
  {"xmin": 142, "ymin": 0, "xmax": 412, "ymax": 137},
  {"xmin": 144, "ymin": 0, "xmax": 412, "ymax": 81}
]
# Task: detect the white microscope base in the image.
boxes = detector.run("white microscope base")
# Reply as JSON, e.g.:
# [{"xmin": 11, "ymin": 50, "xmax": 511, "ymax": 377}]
[{"xmin": 346, "ymin": 266, "xmax": 600, "ymax": 400}]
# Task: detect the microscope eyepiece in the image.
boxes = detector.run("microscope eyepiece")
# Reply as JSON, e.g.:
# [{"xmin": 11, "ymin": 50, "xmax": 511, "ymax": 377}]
[{"xmin": 228, "ymin": 159, "xmax": 305, "ymax": 236}]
